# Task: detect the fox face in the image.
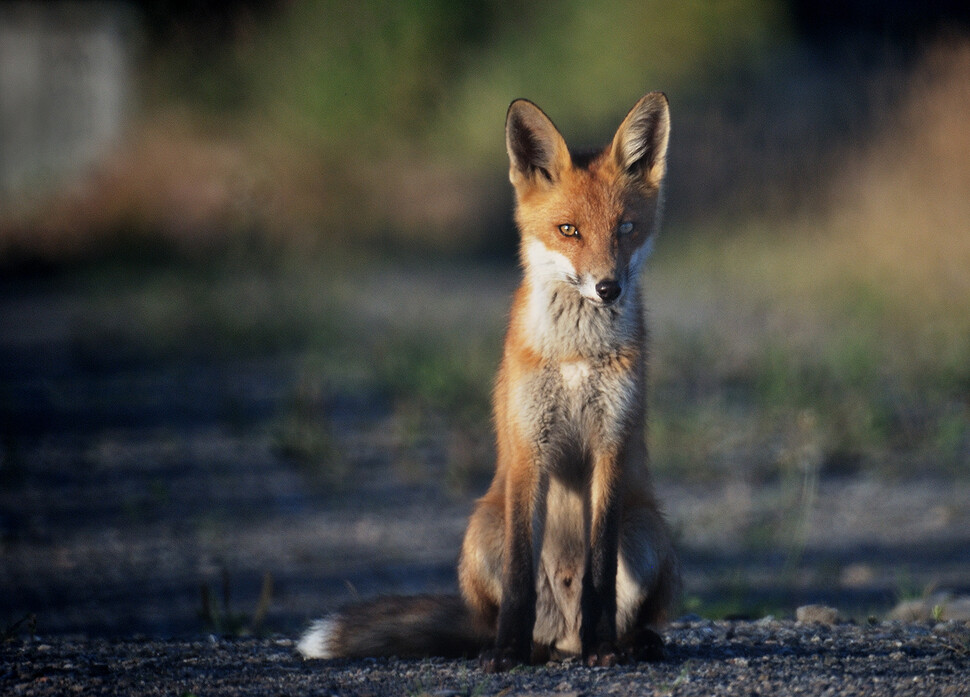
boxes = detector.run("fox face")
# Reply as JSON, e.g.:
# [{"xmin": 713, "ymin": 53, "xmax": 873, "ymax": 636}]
[
  {"xmin": 507, "ymin": 95, "xmax": 669, "ymax": 305},
  {"xmin": 515, "ymin": 171, "xmax": 656, "ymax": 307},
  {"xmin": 506, "ymin": 94, "xmax": 670, "ymax": 354}
]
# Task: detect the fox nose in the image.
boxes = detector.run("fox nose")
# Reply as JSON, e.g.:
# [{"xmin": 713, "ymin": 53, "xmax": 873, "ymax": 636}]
[{"xmin": 595, "ymin": 280, "xmax": 621, "ymax": 303}]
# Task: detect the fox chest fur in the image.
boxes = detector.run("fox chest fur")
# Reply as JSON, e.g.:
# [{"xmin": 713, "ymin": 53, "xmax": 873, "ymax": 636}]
[{"xmin": 505, "ymin": 285, "xmax": 646, "ymax": 480}]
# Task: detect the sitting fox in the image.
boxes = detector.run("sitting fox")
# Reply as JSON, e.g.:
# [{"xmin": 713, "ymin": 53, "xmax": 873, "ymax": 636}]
[{"xmin": 299, "ymin": 93, "xmax": 679, "ymax": 670}]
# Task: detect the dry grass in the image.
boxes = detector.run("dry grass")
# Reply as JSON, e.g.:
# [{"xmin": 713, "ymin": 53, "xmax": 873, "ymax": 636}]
[
  {"xmin": 0, "ymin": 110, "xmax": 500, "ymax": 264},
  {"xmin": 647, "ymin": 38, "xmax": 970, "ymax": 480}
]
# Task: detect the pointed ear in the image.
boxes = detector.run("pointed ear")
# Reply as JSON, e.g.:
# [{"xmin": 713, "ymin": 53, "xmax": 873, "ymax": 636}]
[
  {"xmin": 610, "ymin": 92, "xmax": 670, "ymax": 189},
  {"xmin": 506, "ymin": 99, "xmax": 571, "ymax": 187}
]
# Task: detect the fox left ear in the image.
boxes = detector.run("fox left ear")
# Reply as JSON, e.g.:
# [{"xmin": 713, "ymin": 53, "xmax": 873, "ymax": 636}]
[{"xmin": 610, "ymin": 92, "xmax": 670, "ymax": 189}]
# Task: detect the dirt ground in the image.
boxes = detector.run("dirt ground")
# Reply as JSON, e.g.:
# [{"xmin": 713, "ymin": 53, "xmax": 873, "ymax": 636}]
[
  {"xmin": 3, "ymin": 619, "xmax": 970, "ymax": 696},
  {"xmin": 2, "ymin": 266, "xmax": 970, "ymax": 694}
]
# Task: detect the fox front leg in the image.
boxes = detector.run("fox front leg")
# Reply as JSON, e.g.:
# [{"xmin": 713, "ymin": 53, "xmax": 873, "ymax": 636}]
[
  {"xmin": 481, "ymin": 462, "xmax": 539, "ymax": 672},
  {"xmin": 580, "ymin": 452, "xmax": 623, "ymax": 667}
]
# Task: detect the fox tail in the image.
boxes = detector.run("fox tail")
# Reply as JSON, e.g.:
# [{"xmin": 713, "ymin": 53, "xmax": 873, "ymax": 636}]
[{"xmin": 297, "ymin": 594, "xmax": 491, "ymax": 660}]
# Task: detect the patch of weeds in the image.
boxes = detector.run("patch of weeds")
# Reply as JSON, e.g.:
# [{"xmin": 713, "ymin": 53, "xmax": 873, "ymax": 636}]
[
  {"xmin": 649, "ymin": 399, "xmax": 754, "ymax": 483},
  {"xmin": 372, "ymin": 334, "xmax": 493, "ymax": 423},
  {"xmin": 199, "ymin": 568, "xmax": 274, "ymax": 637},
  {"xmin": 892, "ymin": 569, "xmax": 940, "ymax": 611},
  {"xmin": 369, "ymin": 332, "xmax": 496, "ymax": 493},
  {"xmin": 387, "ymin": 397, "xmax": 494, "ymax": 496},
  {"xmin": 272, "ymin": 378, "xmax": 344, "ymax": 485},
  {"xmin": 774, "ymin": 414, "xmax": 821, "ymax": 578},
  {"xmin": 681, "ymin": 573, "xmax": 780, "ymax": 621}
]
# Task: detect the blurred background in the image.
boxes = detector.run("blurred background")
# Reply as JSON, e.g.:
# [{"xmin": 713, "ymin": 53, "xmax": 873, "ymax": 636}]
[{"xmin": 1, "ymin": 0, "xmax": 969, "ymax": 637}]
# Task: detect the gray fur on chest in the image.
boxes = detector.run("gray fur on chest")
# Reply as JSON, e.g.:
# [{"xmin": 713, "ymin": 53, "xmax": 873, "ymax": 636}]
[{"xmin": 516, "ymin": 354, "xmax": 638, "ymax": 474}]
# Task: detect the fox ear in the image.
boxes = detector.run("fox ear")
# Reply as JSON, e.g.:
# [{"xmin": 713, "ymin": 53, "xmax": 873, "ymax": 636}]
[
  {"xmin": 611, "ymin": 92, "xmax": 670, "ymax": 189},
  {"xmin": 506, "ymin": 99, "xmax": 571, "ymax": 187}
]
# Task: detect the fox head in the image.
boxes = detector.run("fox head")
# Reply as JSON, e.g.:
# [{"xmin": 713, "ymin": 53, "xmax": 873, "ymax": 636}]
[{"xmin": 506, "ymin": 93, "xmax": 669, "ymax": 308}]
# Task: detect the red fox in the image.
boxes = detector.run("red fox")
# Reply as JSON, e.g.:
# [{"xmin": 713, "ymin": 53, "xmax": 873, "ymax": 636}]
[{"xmin": 298, "ymin": 93, "xmax": 679, "ymax": 670}]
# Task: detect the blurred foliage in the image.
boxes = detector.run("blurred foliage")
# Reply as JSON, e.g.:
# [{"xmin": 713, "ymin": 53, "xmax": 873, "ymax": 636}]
[
  {"xmin": 648, "ymin": 39, "xmax": 970, "ymax": 481},
  {"xmin": 2, "ymin": 1, "xmax": 968, "ymax": 489},
  {"xmin": 148, "ymin": 0, "xmax": 786, "ymax": 162},
  {"xmin": 3, "ymin": 0, "xmax": 796, "ymax": 264}
]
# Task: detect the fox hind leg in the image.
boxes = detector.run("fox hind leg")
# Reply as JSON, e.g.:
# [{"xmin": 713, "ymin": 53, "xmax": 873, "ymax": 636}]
[
  {"xmin": 458, "ymin": 492, "xmax": 504, "ymax": 638},
  {"xmin": 614, "ymin": 500, "xmax": 679, "ymax": 662}
]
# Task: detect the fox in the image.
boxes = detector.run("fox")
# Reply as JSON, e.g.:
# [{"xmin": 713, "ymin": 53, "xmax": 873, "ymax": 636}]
[{"xmin": 298, "ymin": 93, "xmax": 679, "ymax": 671}]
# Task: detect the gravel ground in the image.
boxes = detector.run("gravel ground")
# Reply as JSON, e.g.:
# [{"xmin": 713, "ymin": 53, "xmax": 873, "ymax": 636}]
[
  {"xmin": 3, "ymin": 618, "xmax": 969, "ymax": 696},
  {"xmin": 3, "ymin": 268, "xmax": 970, "ymax": 695}
]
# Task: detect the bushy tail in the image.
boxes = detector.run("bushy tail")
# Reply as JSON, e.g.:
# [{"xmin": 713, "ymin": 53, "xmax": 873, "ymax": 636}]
[{"xmin": 297, "ymin": 594, "xmax": 491, "ymax": 660}]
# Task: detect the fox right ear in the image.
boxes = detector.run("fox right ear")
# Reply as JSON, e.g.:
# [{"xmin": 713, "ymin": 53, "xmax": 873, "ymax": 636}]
[
  {"xmin": 506, "ymin": 99, "xmax": 571, "ymax": 187},
  {"xmin": 610, "ymin": 92, "xmax": 670, "ymax": 190}
]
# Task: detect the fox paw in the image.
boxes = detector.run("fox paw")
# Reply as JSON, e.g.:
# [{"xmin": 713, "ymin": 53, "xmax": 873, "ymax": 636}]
[
  {"xmin": 479, "ymin": 646, "xmax": 527, "ymax": 673},
  {"xmin": 623, "ymin": 627, "xmax": 666, "ymax": 663},
  {"xmin": 584, "ymin": 642, "xmax": 619, "ymax": 668}
]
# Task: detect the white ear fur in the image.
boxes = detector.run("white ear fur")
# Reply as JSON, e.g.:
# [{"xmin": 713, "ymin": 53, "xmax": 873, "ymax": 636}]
[{"xmin": 611, "ymin": 92, "xmax": 670, "ymax": 188}]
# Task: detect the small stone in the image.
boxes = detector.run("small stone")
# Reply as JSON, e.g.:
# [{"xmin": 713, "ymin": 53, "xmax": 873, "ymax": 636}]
[{"xmin": 796, "ymin": 604, "xmax": 841, "ymax": 625}]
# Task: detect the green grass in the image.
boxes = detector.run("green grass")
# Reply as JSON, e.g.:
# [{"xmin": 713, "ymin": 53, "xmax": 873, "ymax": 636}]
[
  {"xmin": 10, "ymin": 23, "xmax": 969, "ymax": 495},
  {"xmin": 646, "ymin": 216, "xmax": 970, "ymax": 482},
  {"xmin": 646, "ymin": 36, "xmax": 970, "ymax": 481}
]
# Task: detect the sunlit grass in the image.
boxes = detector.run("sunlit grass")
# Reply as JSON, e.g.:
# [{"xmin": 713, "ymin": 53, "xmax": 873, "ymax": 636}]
[{"xmin": 647, "ymin": 41, "xmax": 970, "ymax": 480}]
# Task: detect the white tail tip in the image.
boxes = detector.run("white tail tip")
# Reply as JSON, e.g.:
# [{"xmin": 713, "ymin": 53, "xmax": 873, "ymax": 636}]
[{"xmin": 297, "ymin": 617, "xmax": 340, "ymax": 659}]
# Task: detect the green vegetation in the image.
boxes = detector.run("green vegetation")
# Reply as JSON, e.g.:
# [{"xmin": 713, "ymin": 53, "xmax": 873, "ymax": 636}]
[
  {"xmin": 198, "ymin": 568, "xmax": 274, "ymax": 637},
  {"xmin": 159, "ymin": 0, "xmax": 785, "ymax": 160},
  {"xmin": 23, "ymin": 25, "xmax": 966, "ymax": 491},
  {"xmin": 2, "ymin": 0, "xmax": 789, "ymax": 260},
  {"xmin": 647, "ymin": 42, "xmax": 970, "ymax": 482}
]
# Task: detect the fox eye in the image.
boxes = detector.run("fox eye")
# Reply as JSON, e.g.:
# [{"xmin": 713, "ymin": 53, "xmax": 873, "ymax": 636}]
[
  {"xmin": 618, "ymin": 221, "xmax": 634, "ymax": 235},
  {"xmin": 558, "ymin": 224, "xmax": 579, "ymax": 238}
]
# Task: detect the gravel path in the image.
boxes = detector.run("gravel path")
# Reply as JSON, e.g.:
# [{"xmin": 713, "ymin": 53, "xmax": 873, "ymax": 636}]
[
  {"xmin": 3, "ymin": 268, "xmax": 970, "ymax": 695},
  {"xmin": 3, "ymin": 618, "xmax": 969, "ymax": 696}
]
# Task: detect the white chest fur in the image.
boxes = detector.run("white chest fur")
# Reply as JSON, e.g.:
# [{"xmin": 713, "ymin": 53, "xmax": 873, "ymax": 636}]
[{"xmin": 559, "ymin": 359, "xmax": 591, "ymax": 392}]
